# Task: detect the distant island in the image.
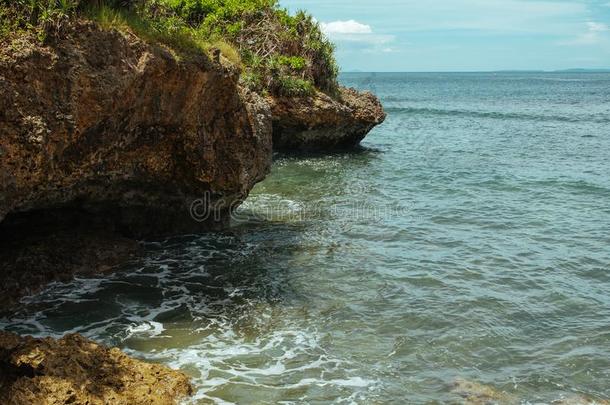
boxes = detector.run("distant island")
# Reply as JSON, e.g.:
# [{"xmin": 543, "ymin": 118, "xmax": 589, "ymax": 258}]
[
  {"xmin": 341, "ymin": 68, "xmax": 610, "ymax": 73},
  {"xmin": 553, "ymin": 68, "xmax": 610, "ymax": 73}
]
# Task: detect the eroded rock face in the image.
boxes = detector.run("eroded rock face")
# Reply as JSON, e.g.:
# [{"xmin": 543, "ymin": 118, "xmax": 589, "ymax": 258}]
[
  {"xmin": 0, "ymin": 22, "xmax": 383, "ymax": 311},
  {"xmin": 269, "ymin": 87, "xmax": 386, "ymax": 152},
  {"xmin": 0, "ymin": 331, "xmax": 192, "ymax": 404},
  {"xmin": 0, "ymin": 22, "xmax": 273, "ymax": 237}
]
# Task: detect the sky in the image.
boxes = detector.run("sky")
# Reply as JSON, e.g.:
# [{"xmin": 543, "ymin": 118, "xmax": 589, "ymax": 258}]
[{"xmin": 281, "ymin": 0, "xmax": 610, "ymax": 71}]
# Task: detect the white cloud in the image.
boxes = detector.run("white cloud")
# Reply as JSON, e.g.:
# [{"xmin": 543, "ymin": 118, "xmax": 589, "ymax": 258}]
[
  {"xmin": 560, "ymin": 21, "xmax": 610, "ymax": 45},
  {"xmin": 320, "ymin": 20, "xmax": 372, "ymax": 35},
  {"xmin": 289, "ymin": 0, "xmax": 590, "ymax": 35},
  {"xmin": 320, "ymin": 19, "xmax": 395, "ymax": 49},
  {"xmin": 587, "ymin": 22, "xmax": 609, "ymax": 32}
]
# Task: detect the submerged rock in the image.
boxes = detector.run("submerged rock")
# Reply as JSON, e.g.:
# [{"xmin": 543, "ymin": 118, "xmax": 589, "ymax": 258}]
[
  {"xmin": 269, "ymin": 87, "xmax": 386, "ymax": 152},
  {"xmin": 450, "ymin": 377, "xmax": 517, "ymax": 404},
  {"xmin": 0, "ymin": 331, "xmax": 192, "ymax": 404}
]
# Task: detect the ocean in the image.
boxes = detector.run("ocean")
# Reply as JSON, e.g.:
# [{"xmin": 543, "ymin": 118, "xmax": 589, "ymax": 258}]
[{"xmin": 2, "ymin": 72, "xmax": 609, "ymax": 403}]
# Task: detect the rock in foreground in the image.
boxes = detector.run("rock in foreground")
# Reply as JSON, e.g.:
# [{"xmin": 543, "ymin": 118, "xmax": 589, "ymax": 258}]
[
  {"xmin": 0, "ymin": 331, "xmax": 192, "ymax": 404},
  {"xmin": 270, "ymin": 87, "xmax": 386, "ymax": 152}
]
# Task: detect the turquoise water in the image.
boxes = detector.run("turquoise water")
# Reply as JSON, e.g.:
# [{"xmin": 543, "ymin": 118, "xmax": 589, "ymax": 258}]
[{"xmin": 2, "ymin": 73, "xmax": 610, "ymax": 403}]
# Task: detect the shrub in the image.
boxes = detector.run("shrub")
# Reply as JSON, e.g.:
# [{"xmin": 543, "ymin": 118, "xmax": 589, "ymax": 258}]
[
  {"xmin": 0, "ymin": 5, "xmax": 15, "ymax": 38},
  {"xmin": 0, "ymin": 0, "xmax": 79, "ymax": 40},
  {"xmin": 273, "ymin": 75, "xmax": 315, "ymax": 97},
  {"xmin": 0, "ymin": 0, "xmax": 339, "ymax": 96},
  {"xmin": 85, "ymin": 5, "xmax": 209, "ymax": 56},
  {"xmin": 239, "ymin": 70, "xmax": 263, "ymax": 92},
  {"xmin": 158, "ymin": 0, "xmax": 338, "ymax": 94},
  {"xmin": 208, "ymin": 38, "xmax": 241, "ymax": 66}
]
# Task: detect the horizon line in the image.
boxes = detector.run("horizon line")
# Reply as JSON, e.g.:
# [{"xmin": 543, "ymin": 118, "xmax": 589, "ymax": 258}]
[{"xmin": 340, "ymin": 69, "xmax": 610, "ymax": 74}]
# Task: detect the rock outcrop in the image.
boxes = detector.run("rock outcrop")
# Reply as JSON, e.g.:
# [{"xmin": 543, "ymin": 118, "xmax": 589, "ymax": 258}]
[
  {"xmin": 0, "ymin": 22, "xmax": 384, "ymax": 309},
  {"xmin": 0, "ymin": 331, "xmax": 192, "ymax": 404},
  {"xmin": 0, "ymin": 17, "xmax": 386, "ymax": 405},
  {"xmin": 0, "ymin": 22, "xmax": 273, "ymax": 313},
  {"xmin": 269, "ymin": 87, "xmax": 386, "ymax": 152},
  {"xmin": 0, "ymin": 22, "xmax": 273, "ymax": 237}
]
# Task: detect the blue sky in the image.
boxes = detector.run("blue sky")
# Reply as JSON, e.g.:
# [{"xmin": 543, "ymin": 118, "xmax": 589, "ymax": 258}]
[{"xmin": 281, "ymin": 0, "xmax": 610, "ymax": 71}]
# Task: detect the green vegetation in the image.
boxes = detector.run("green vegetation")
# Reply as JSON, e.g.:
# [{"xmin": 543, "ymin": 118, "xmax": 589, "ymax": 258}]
[
  {"xmin": 0, "ymin": 0, "xmax": 80, "ymax": 41},
  {"xmin": 0, "ymin": 0, "xmax": 338, "ymax": 96}
]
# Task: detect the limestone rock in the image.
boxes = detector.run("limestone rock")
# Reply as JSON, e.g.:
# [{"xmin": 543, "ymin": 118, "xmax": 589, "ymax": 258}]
[
  {"xmin": 0, "ymin": 22, "xmax": 273, "ymax": 236},
  {"xmin": 0, "ymin": 331, "xmax": 192, "ymax": 404},
  {"xmin": 269, "ymin": 87, "xmax": 386, "ymax": 152}
]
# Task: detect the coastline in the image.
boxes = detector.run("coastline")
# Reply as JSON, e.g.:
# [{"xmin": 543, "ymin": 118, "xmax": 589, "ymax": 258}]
[
  {"xmin": 0, "ymin": 13, "xmax": 385, "ymax": 403},
  {"xmin": 3, "ymin": 1, "xmax": 607, "ymax": 403}
]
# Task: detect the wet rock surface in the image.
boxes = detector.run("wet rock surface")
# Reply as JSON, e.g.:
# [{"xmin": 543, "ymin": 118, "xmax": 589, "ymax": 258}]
[
  {"xmin": 0, "ymin": 331, "xmax": 192, "ymax": 404},
  {"xmin": 552, "ymin": 395, "xmax": 610, "ymax": 405},
  {"xmin": 449, "ymin": 378, "xmax": 609, "ymax": 405},
  {"xmin": 450, "ymin": 377, "xmax": 517, "ymax": 404}
]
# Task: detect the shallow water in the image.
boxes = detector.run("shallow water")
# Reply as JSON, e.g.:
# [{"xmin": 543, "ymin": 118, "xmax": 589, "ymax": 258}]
[{"xmin": 2, "ymin": 72, "xmax": 610, "ymax": 404}]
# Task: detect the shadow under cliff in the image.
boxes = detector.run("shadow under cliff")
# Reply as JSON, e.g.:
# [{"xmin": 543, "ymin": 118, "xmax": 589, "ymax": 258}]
[
  {"xmin": 0, "ymin": 208, "xmax": 143, "ymax": 312},
  {"xmin": 272, "ymin": 143, "xmax": 383, "ymax": 160}
]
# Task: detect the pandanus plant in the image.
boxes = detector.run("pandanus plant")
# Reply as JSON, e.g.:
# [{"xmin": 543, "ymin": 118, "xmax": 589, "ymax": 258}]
[{"xmin": 85, "ymin": 0, "xmax": 141, "ymax": 8}]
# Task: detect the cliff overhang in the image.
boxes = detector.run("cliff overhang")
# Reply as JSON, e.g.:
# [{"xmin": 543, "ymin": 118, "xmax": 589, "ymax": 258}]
[
  {"xmin": 0, "ymin": 22, "xmax": 273, "ymax": 311},
  {"xmin": 0, "ymin": 21, "xmax": 385, "ymax": 309},
  {"xmin": 269, "ymin": 87, "xmax": 386, "ymax": 152},
  {"xmin": 0, "ymin": 23, "xmax": 386, "ymax": 309}
]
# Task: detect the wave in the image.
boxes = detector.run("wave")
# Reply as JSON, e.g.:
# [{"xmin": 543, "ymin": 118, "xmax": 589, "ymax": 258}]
[
  {"xmin": 524, "ymin": 178, "xmax": 610, "ymax": 196},
  {"xmin": 384, "ymin": 106, "xmax": 610, "ymax": 123}
]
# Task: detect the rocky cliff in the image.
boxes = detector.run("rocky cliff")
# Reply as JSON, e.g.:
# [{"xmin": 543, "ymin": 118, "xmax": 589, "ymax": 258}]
[
  {"xmin": 0, "ymin": 22, "xmax": 272, "ymax": 237},
  {"xmin": 0, "ymin": 20, "xmax": 384, "ymax": 403},
  {"xmin": 0, "ymin": 21, "xmax": 385, "ymax": 311},
  {"xmin": 270, "ymin": 87, "xmax": 386, "ymax": 152},
  {"xmin": 0, "ymin": 21, "xmax": 273, "ymax": 312}
]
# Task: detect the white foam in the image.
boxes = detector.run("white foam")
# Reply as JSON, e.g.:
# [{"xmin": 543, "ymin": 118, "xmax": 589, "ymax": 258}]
[
  {"xmin": 125, "ymin": 321, "xmax": 165, "ymax": 338},
  {"xmin": 0, "ymin": 233, "xmax": 380, "ymax": 404}
]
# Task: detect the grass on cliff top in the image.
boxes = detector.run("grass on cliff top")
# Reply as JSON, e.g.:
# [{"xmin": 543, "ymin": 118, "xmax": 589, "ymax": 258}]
[
  {"xmin": 0, "ymin": 0, "xmax": 338, "ymax": 97},
  {"xmin": 90, "ymin": 6, "xmax": 208, "ymax": 53},
  {"xmin": 87, "ymin": 5, "xmax": 242, "ymax": 65}
]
